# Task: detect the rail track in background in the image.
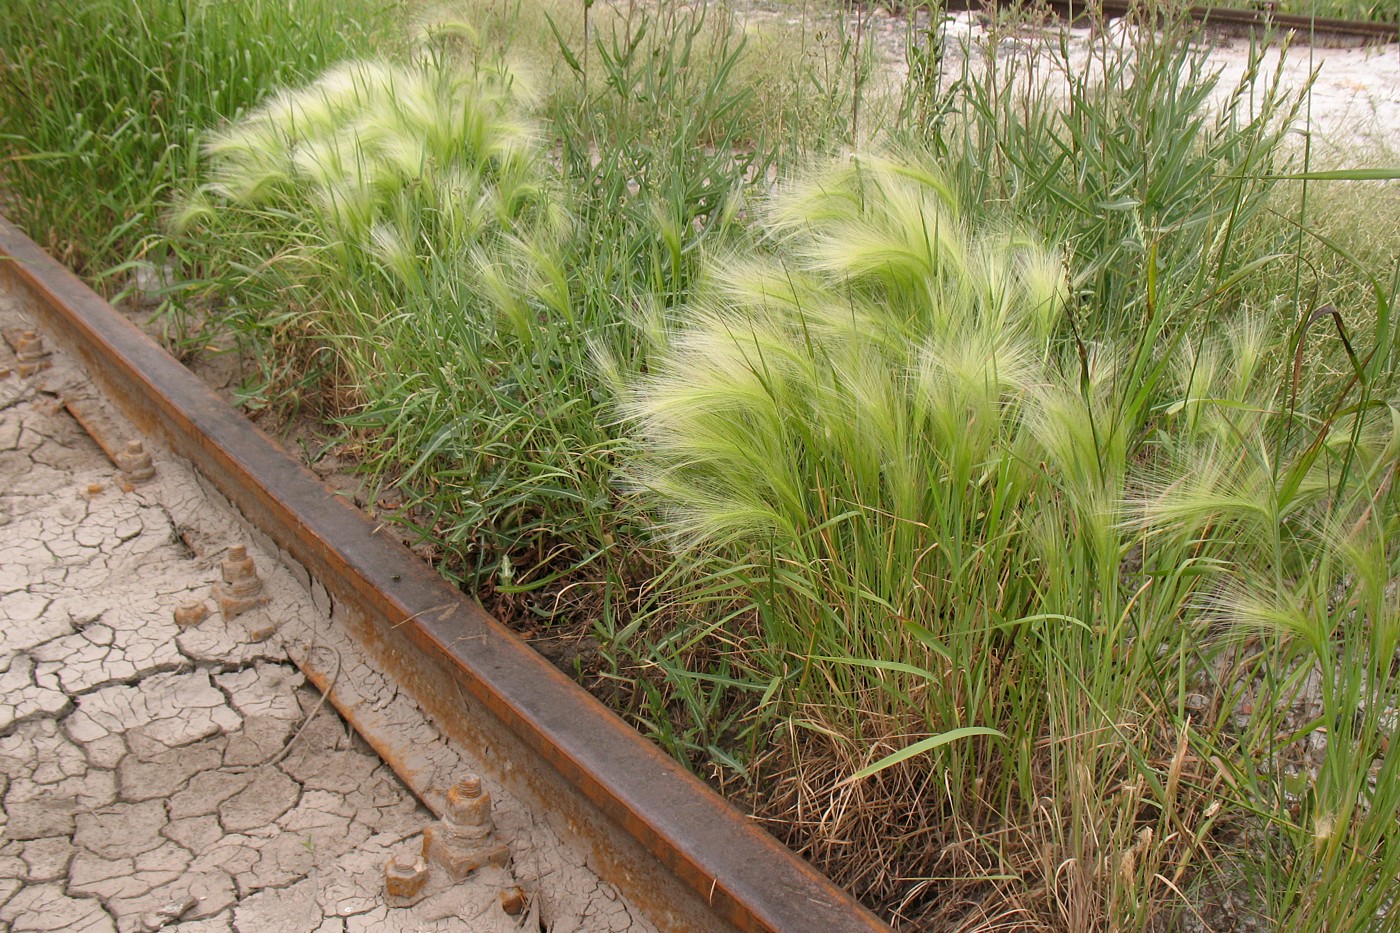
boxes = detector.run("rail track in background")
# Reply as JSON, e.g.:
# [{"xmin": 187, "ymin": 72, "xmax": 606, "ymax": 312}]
[
  {"xmin": 0, "ymin": 213, "xmax": 890, "ymax": 933},
  {"xmin": 943, "ymin": 0, "xmax": 1399, "ymax": 45}
]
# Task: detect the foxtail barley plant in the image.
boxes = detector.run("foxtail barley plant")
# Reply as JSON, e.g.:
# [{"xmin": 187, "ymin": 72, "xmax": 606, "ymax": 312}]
[
  {"xmin": 622, "ymin": 144, "xmax": 1400, "ymax": 928},
  {"xmin": 176, "ymin": 49, "xmax": 560, "ymax": 320}
]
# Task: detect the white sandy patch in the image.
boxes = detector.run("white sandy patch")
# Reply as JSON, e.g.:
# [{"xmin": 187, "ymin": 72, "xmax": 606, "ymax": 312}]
[{"xmin": 736, "ymin": 2, "xmax": 1400, "ymax": 155}]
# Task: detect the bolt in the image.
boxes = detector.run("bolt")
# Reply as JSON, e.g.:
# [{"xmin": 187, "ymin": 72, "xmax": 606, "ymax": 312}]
[
  {"xmin": 214, "ymin": 544, "xmax": 268, "ymax": 620},
  {"xmin": 15, "ymin": 330, "xmax": 50, "ymax": 377},
  {"xmin": 174, "ymin": 602, "xmax": 210, "ymax": 628},
  {"xmin": 443, "ymin": 774, "xmax": 493, "ymax": 838},
  {"xmin": 115, "ymin": 439, "xmax": 156, "ymax": 482},
  {"xmin": 220, "ymin": 546, "xmax": 263, "ymax": 597},
  {"xmin": 385, "ymin": 847, "xmax": 429, "ymax": 900},
  {"xmin": 14, "ymin": 330, "xmax": 42, "ymax": 359}
]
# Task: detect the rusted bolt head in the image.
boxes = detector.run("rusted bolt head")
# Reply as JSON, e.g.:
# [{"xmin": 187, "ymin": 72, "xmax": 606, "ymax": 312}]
[
  {"xmin": 217, "ymin": 545, "xmax": 264, "ymax": 609},
  {"xmin": 174, "ymin": 602, "xmax": 210, "ymax": 629},
  {"xmin": 115, "ymin": 438, "xmax": 155, "ymax": 481},
  {"xmin": 221, "ymin": 546, "xmax": 258, "ymax": 583},
  {"xmin": 444, "ymin": 775, "xmax": 493, "ymax": 833}
]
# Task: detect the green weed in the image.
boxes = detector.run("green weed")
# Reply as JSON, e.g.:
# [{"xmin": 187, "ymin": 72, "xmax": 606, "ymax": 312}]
[{"xmin": 0, "ymin": 0, "xmax": 391, "ymax": 282}]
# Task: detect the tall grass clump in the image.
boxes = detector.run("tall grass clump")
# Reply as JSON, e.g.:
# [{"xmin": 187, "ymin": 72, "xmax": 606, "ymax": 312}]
[
  {"xmin": 0, "ymin": 0, "xmax": 390, "ymax": 282},
  {"xmin": 621, "ymin": 136, "xmax": 1400, "ymax": 927},
  {"xmin": 176, "ymin": 48, "xmax": 558, "ymax": 323},
  {"xmin": 904, "ymin": 9, "xmax": 1305, "ymax": 337},
  {"xmin": 167, "ymin": 0, "xmax": 869, "ymax": 620},
  {"xmin": 171, "ymin": 36, "xmax": 615, "ymax": 584},
  {"xmin": 439, "ymin": 0, "xmax": 883, "ymax": 154},
  {"xmin": 621, "ymin": 151, "xmax": 1122, "ymax": 925}
]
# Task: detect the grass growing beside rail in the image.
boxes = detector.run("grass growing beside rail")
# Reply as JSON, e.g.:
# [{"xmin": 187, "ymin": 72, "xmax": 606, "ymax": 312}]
[
  {"xmin": 165, "ymin": 1, "xmax": 869, "ymax": 612},
  {"xmin": 2, "ymin": 0, "xmax": 1399, "ymax": 929},
  {"xmin": 615, "ymin": 11, "xmax": 1400, "ymax": 928},
  {"xmin": 622, "ymin": 148, "xmax": 1400, "ymax": 929},
  {"xmin": 0, "ymin": 0, "xmax": 392, "ymax": 282}
]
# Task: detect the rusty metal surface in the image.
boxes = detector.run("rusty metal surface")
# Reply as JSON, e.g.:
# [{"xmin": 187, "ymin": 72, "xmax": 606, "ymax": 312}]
[
  {"xmin": 0, "ymin": 215, "xmax": 890, "ymax": 933},
  {"xmin": 946, "ymin": 0, "xmax": 1399, "ymax": 44},
  {"xmin": 63, "ymin": 396, "xmax": 127, "ymax": 464}
]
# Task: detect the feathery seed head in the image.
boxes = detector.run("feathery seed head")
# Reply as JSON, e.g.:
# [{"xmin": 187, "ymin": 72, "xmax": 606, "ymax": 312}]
[
  {"xmin": 181, "ymin": 47, "xmax": 551, "ymax": 299},
  {"xmin": 623, "ymin": 149, "xmax": 1070, "ymax": 577}
]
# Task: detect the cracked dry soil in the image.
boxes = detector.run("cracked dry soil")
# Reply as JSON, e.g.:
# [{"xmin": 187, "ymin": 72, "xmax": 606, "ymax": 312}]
[{"xmin": 0, "ymin": 295, "xmax": 652, "ymax": 933}]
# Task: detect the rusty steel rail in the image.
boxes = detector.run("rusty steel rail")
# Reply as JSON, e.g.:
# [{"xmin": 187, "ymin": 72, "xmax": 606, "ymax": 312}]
[
  {"xmin": 0, "ymin": 214, "xmax": 890, "ymax": 933},
  {"xmin": 945, "ymin": 0, "xmax": 1399, "ymax": 44}
]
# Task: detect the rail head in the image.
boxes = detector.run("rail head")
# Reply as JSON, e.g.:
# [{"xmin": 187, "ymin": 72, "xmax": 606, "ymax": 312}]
[
  {"xmin": 0, "ymin": 214, "xmax": 891, "ymax": 933},
  {"xmin": 943, "ymin": 0, "xmax": 1400, "ymax": 44}
]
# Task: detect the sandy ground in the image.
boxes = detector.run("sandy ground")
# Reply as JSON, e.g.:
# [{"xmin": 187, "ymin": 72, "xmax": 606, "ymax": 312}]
[
  {"xmin": 933, "ymin": 13, "xmax": 1400, "ymax": 154},
  {"xmin": 0, "ymin": 297, "xmax": 652, "ymax": 931},
  {"xmin": 1194, "ymin": 35, "xmax": 1399, "ymax": 155},
  {"xmin": 742, "ymin": 4, "xmax": 1400, "ymax": 153}
]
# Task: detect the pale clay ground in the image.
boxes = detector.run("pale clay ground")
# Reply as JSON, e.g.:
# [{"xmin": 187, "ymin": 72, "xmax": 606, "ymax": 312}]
[{"xmin": 0, "ymin": 290, "xmax": 652, "ymax": 933}]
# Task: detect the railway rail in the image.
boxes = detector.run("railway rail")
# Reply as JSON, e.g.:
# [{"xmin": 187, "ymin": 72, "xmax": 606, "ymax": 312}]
[
  {"xmin": 0, "ymin": 213, "xmax": 890, "ymax": 933},
  {"xmin": 945, "ymin": 0, "xmax": 1399, "ymax": 44}
]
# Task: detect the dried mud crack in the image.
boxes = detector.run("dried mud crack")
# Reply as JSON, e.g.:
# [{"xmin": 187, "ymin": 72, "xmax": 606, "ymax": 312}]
[{"xmin": 0, "ymin": 296, "xmax": 652, "ymax": 932}]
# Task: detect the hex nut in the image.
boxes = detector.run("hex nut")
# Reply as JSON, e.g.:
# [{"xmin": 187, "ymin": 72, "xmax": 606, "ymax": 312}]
[
  {"xmin": 174, "ymin": 602, "xmax": 210, "ymax": 629},
  {"xmin": 385, "ymin": 847, "xmax": 429, "ymax": 900},
  {"xmin": 215, "ymin": 544, "xmax": 269, "ymax": 619},
  {"xmin": 443, "ymin": 775, "xmax": 493, "ymax": 838},
  {"xmin": 15, "ymin": 330, "xmax": 50, "ymax": 377},
  {"xmin": 220, "ymin": 546, "xmax": 260, "ymax": 590}
]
